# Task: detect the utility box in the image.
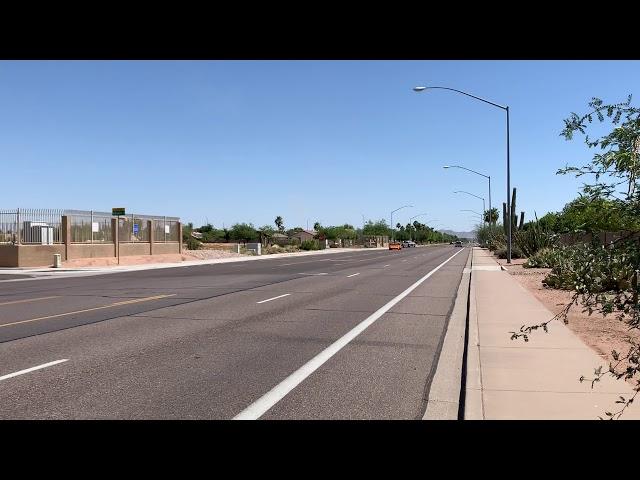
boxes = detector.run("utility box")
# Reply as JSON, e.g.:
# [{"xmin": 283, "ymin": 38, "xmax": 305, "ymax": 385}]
[
  {"xmin": 53, "ymin": 254, "xmax": 62, "ymax": 268},
  {"xmin": 23, "ymin": 222, "xmax": 54, "ymax": 245}
]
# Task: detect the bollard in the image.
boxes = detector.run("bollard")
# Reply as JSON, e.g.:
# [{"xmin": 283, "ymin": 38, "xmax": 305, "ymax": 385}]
[{"xmin": 53, "ymin": 253, "xmax": 62, "ymax": 268}]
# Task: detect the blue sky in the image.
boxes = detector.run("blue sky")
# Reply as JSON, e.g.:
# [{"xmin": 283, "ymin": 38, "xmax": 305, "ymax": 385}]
[{"xmin": 2, "ymin": 60, "xmax": 638, "ymax": 232}]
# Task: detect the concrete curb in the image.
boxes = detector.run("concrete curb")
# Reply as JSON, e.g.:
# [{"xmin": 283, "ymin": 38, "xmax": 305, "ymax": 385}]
[
  {"xmin": 422, "ymin": 248, "xmax": 473, "ymax": 420},
  {"xmin": 464, "ymin": 248, "xmax": 483, "ymax": 419}
]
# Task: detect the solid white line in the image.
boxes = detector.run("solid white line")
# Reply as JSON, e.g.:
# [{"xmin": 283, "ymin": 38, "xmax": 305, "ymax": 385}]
[
  {"xmin": 0, "ymin": 359, "xmax": 69, "ymax": 382},
  {"xmin": 347, "ymin": 273, "xmax": 360, "ymax": 278},
  {"xmin": 233, "ymin": 247, "xmax": 466, "ymax": 420},
  {"xmin": 256, "ymin": 293, "xmax": 291, "ymax": 304}
]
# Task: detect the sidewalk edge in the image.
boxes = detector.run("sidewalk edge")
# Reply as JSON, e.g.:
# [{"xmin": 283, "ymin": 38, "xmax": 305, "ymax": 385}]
[{"xmin": 422, "ymin": 248, "xmax": 472, "ymax": 420}]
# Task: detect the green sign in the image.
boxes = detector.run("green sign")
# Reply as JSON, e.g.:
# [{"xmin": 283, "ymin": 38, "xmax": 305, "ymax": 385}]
[{"xmin": 112, "ymin": 208, "xmax": 126, "ymax": 216}]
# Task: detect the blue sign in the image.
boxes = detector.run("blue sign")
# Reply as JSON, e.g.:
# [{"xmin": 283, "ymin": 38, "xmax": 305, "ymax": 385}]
[{"xmin": 133, "ymin": 223, "xmax": 139, "ymax": 234}]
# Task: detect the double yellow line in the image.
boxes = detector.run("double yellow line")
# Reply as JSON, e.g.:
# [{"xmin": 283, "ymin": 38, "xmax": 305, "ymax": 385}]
[{"xmin": 0, "ymin": 294, "xmax": 175, "ymax": 329}]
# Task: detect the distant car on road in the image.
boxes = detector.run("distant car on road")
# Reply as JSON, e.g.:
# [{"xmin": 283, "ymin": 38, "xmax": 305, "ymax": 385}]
[
  {"xmin": 401, "ymin": 240, "xmax": 416, "ymax": 248},
  {"xmin": 455, "ymin": 240, "xmax": 463, "ymax": 247},
  {"xmin": 389, "ymin": 242, "xmax": 402, "ymax": 250}
]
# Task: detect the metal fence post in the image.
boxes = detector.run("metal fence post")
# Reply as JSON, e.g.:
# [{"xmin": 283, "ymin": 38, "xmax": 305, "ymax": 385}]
[{"xmin": 16, "ymin": 208, "xmax": 21, "ymax": 245}]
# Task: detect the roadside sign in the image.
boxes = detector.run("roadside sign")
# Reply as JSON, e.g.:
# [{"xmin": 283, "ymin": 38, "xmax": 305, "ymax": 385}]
[
  {"xmin": 133, "ymin": 223, "xmax": 139, "ymax": 234},
  {"xmin": 165, "ymin": 225, "xmax": 170, "ymax": 234},
  {"xmin": 112, "ymin": 208, "xmax": 125, "ymax": 216},
  {"xmin": 92, "ymin": 222, "xmax": 99, "ymax": 233}
]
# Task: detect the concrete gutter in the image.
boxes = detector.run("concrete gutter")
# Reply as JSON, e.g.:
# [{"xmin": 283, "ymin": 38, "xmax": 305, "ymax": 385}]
[{"xmin": 422, "ymin": 247, "xmax": 472, "ymax": 419}]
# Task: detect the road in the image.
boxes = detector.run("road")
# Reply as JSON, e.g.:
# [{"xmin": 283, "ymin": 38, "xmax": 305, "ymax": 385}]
[{"xmin": 0, "ymin": 245, "xmax": 469, "ymax": 419}]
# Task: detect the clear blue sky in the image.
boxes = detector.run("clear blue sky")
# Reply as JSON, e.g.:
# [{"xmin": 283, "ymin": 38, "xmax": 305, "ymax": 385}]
[{"xmin": 2, "ymin": 60, "xmax": 638, "ymax": 232}]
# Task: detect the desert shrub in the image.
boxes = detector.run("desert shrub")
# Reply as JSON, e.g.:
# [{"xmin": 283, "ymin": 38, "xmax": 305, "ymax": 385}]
[
  {"xmin": 185, "ymin": 237, "xmax": 202, "ymax": 250},
  {"xmin": 523, "ymin": 247, "xmax": 560, "ymax": 268},
  {"xmin": 542, "ymin": 243, "xmax": 639, "ymax": 294},
  {"xmin": 495, "ymin": 245, "xmax": 523, "ymax": 259},
  {"xmin": 300, "ymin": 240, "xmax": 319, "ymax": 251},
  {"xmin": 514, "ymin": 218, "xmax": 558, "ymax": 257}
]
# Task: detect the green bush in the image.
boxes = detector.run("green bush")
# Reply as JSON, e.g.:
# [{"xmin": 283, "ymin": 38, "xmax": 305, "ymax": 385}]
[
  {"xmin": 300, "ymin": 240, "xmax": 319, "ymax": 251},
  {"xmin": 495, "ymin": 246, "xmax": 523, "ymax": 259},
  {"xmin": 185, "ymin": 237, "xmax": 202, "ymax": 250},
  {"xmin": 523, "ymin": 247, "xmax": 560, "ymax": 268},
  {"xmin": 514, "ymin": 218, "xmax": 558, "ymax": 257},
  {"xmin": 542, "ymin": 243, "xmax": 639, "ymax": 293}
]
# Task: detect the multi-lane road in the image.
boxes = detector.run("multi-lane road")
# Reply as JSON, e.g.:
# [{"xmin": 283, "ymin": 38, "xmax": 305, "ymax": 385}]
[{"xmin": 0, "ymin": 245, "xmax": 469, "ymax": 419}]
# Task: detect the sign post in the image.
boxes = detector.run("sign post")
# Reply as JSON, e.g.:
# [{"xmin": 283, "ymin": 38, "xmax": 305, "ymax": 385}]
[{"xmin": 112, "ymin": 208, "xmax": 125, "ymax": 265}]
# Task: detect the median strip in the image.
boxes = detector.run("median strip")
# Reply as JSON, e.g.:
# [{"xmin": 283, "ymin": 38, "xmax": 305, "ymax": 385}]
[
  {"xmin": 0, "ymin": 294, "xmax": 176, "ymax": 329},
  {"xmin": 0, "ymin": 359, "xmax": 69, "ymax": 382},
  {"xmin": 256, "ymin": 294, "xmax": 291, "ymax": 304},
  {"xmin": 233, "ymin": 247, "xmax": 466, "ymax": 420}
]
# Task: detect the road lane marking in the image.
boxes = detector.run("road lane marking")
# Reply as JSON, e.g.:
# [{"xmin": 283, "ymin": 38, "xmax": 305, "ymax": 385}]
[
  {"xmin": 402, "ymin": 260, "xmax": 407, "ymax": 262},
  {"xmin": 346, "ymin": 273, "xmax": 360, "ymax": 278},
  {"xmin": 383, "ymin": 264, "xmax": 390, "ymax": 267},
  {"xmin": 0, "ymin": 294, "xmax": 176, "ymax": 329},
  {"xmin": 297, "ymin": 273, "xmax": 328, "ymax": 276},
  {"xmin": 256, "ymin": 294, "xmax": 291, "ymax": 304},
  {"xmin": 233, "ymin": 247, "xmax": 466, "ymax": 420},
  {"xmin": 0, "ymin": 359, "xmax": 69, "ymax": 382},
  {"xmin": 0, "ymin": 296, "xmax": 60, "ymax": 306}
]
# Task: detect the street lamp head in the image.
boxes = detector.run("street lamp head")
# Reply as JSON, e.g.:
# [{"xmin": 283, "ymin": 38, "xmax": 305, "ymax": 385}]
[
  {"xmin": 442, "ymin": 165, "xmax": 450, "ymax": 169},
  {"xmin": 413, "ymin": 86, "xmax": 427, "ymax": 92}
]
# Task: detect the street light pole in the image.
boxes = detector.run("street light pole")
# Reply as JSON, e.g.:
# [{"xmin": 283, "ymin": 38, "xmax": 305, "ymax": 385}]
[
  {"xmin": 454, "ymin": 191, "xmax": 486, "ymax": 227},
  {"xmin": 443, "ymin": 165, "xmax": 492, "ymax": 226},
  {"xmin": 390, "ymin": 205, "xmax": 413, "ymax": 242},
  {"xmin": 416, "ymin": 86, "xmax": 511, "ymax": 263}
]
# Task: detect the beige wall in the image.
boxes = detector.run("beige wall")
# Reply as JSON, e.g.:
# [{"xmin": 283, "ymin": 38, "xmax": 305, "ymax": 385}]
[
  {"xmin": 68, "ymin": 243, "xmax": 116, "ymax": 259},
  {"xmin": 119, "ymin": 242, "xmax": 151, "ymax": 256},
  {"xmin": 0, "ymin": 246, "xmax": 19, "ymax": 267},
  {"xmin": 11, "ymin": 245, "xmax": 66, "ymax": 267},
  {"xmin": 152, "ymin": 243, "xmax": 180, "ymax": 255}
]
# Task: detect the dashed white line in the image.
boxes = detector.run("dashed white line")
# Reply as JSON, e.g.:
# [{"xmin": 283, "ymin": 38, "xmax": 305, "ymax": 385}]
[
  {"xmin": 297, "ymin": 273, "xmax": 329, "ymax": 276},
  {"xmin": 383, "ymin": 264, "xmax": 390, "ymax": 267},
  {"xmin": 0, "ymin": 359, "xmax": 69, "ymax": 382},
  {"xmin": 233, "ymin": 247, "xmax": 466, "ymax": 420},
  {"xmin": 347, "ymin": 273, "xmax": 360, "ymax": 278},
  {"xmin": 256, "ymin": 294, "xmax": 291, "ymax": 304}
]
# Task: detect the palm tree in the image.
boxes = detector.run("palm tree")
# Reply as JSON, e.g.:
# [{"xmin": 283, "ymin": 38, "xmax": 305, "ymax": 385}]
[{"xmin": 274, "ymin": 216, "xmax": 284, "ymax": 232}]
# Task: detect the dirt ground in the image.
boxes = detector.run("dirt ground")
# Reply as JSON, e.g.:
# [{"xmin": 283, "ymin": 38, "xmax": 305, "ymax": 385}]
[
  {"xmin": 62, "ymin": 249, "xmax": 244, "ymax": 267},
  {"xmin": 495, "ymin": 254, "xmax": 640, "ymax": 384}
]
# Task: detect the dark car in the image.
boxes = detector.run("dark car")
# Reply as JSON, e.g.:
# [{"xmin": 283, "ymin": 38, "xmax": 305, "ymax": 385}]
[{"xmin": 455, "ymin": 241, "xmax": 463, "ymax": 247}]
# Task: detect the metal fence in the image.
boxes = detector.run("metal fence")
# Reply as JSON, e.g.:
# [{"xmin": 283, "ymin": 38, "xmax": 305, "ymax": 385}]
[
  {"xmin": 0, "ymin": 209, "xmax": 179, "ymax": 245},
  {"xmin": 66, "ymin": 210, "xmax": 113, "ymax": 243},
  {"xmin": 0, "ymin": 209, "xmax": 64, "ymax": 244}
]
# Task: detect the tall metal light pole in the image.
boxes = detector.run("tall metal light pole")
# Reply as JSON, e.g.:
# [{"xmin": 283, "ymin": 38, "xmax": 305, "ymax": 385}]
[
  {"xmin": 390, "ymin": 205, "xmax": 413, "ymax": 242},
  {"xmin": 414, "ymin": 85, "xmax": 511, "ymax": 263},
  {"xmin": 443, "ymin": 165, "xmax": 492, "ymax": 225},
  {"xmin": 454, "ymin": 191, "xmax": 486, "ymax": 226}
]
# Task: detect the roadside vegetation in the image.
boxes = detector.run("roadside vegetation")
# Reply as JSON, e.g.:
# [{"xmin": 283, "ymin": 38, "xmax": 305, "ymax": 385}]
[{"xmin": 493, "ymin": 95, "xmax": 640, "ymax": 418}]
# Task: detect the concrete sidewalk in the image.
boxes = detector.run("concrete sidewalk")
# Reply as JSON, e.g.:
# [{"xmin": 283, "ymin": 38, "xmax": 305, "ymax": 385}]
[{"xmin": 466, "ymin": 247, "xmax": 640, "ymax": 420}]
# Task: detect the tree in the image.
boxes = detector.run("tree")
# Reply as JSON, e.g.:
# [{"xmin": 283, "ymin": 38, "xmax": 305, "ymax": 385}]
[
  {"xmin": 362, "ymin": 219, "xmax": 391, "ymax": 236},
  {"xmin": 229, "ymin": 223, "xmax": 259, "ymax": 242},
  {"xmin": 313, "ymin": 222, "xmax": 321, "ymax": 231},
  {"xmin": 484, "ymin": 208, "xmax": 499, "ymax": 224},
  {"xmin": 274, "ymin": 216, "xmax": 284, "ymax": 232}
]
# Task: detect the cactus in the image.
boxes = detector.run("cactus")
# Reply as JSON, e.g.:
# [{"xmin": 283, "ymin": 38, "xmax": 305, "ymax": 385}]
[
  {"xmin": 519, "ymin": 211, "xmax": 525, "ymax": 230},
  {"xmin": 502, "ymin": 202, "xmax": 508, "ymax": 235}
]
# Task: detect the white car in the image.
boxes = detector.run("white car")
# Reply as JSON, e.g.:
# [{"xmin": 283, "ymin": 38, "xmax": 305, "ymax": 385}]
[{"xmin": 402, "ymin": 240, "xmax": 416, "ymax": 248}]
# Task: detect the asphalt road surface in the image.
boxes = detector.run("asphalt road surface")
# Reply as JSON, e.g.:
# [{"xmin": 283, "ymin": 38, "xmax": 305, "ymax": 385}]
[{"xmin": 0, "ymin": 245, "xmax": 469, "ymax": 419}]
